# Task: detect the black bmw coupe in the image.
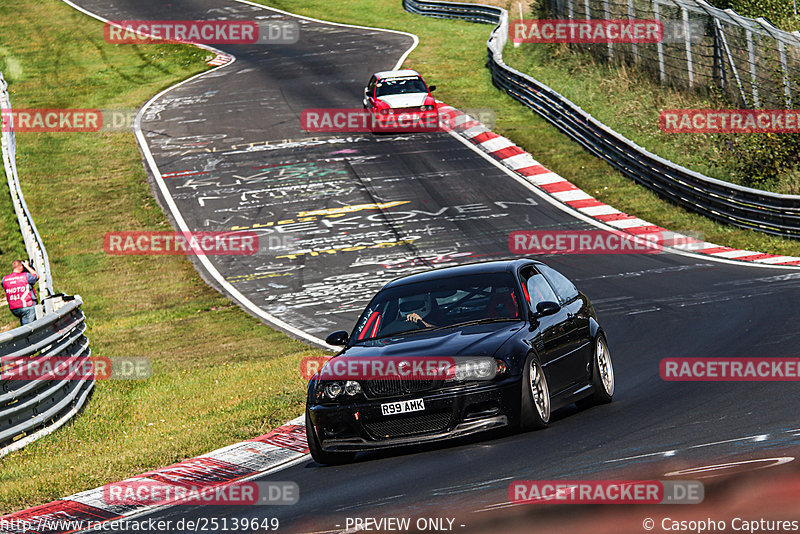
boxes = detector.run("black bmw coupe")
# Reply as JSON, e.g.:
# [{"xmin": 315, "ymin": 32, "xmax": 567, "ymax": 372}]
[{"xmin": 305, "ymin": 259, "xmax": 614, "ymax": 464}]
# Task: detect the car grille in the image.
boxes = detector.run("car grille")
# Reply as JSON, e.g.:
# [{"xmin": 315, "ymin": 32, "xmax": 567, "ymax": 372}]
[
  {"xmin": 364, "ymin": 411, "xmax": 452, "ymax": 439},
  {"xmin": 391, "ymin": 106, "xmax": 425, "ymax": 113},
  {"xmin": 365, "ymin": 378, "xmax": 439, "ymax": 397}
]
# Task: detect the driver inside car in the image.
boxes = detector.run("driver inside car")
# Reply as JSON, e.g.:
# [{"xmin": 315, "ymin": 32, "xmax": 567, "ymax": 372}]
[{"xmin": 399, "ymin": 294, "xmax": 439, "ymax": 328}]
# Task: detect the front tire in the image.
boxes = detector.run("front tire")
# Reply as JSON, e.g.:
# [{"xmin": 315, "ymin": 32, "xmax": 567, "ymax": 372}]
[
  {"xmin": 518, "ymin": 355, "xmax": 550, "ymax": 431},
  {"xmin": 305, "ymin": 411, "xmax": 356, "ymax": 466},
  {"xmin": 576, "ymin": 334, "xmax": 614, "ymax": 409}
]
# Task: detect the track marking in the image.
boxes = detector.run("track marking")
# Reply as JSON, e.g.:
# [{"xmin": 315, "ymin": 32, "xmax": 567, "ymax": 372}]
[{"xmin": 663, "ymin": 456, "xmax": 795, "ymax": 479}]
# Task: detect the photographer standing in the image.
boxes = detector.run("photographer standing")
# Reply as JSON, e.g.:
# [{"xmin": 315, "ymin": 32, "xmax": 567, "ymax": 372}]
[{"xmin": 2, "ymin": 260, "xmax": 39, "ymax": 325}]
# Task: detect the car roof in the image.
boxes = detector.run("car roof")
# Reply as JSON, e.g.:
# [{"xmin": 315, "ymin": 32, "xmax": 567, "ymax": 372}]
[
  {"xmin": 382, "ymin": 259, "xmax": 542, "ymax": 289},
  {"xmin": 374, "ymin": 69, "xmax": 421, "ymax": 80}
]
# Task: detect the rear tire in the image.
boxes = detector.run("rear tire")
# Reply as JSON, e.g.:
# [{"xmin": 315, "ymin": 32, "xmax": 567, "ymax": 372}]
[
  {"xmin": 576, "ymin": 335, "xmax": 614, "ymax": 409},
  {"xmin": 518, "ymin": 355, "xmax": 550, "ymax": 431},
  {"xmin": 305, "ymin": 411, "xmax": 356, "ymax": 466}
]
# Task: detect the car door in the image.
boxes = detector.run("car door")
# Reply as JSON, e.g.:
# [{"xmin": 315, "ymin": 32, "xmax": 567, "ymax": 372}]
[
  {"xmin": 539, "ymin": 264, "xmax": 593, "ymax": 386},
  {"xmin": 520, "ymin": 266, "xmax": 575, "ymax": 394},
  {"xmin": 363, "ymin": 76, "xmax": 377, "ymax": 110}
]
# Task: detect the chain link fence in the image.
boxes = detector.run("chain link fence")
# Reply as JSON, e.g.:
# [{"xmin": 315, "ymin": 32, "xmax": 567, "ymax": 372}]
[{"xmin": 543, "ymin": 0, "xmax": 800, "ymax": 109}]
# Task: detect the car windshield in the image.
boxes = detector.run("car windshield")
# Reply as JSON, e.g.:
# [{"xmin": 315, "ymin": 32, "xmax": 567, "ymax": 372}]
[
  {"xmin": 352, "ymin": 272, "xmax": 521, "ymax": 342},
  {"xmin": 375, "ymin": 77, "xmax": 428, "ymax": 97}
]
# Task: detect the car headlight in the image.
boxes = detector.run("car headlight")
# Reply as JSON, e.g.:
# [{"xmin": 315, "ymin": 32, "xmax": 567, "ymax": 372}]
[
  {"xmin": 420, "ymin": 105, "xmax": 434, "ymax": 111},
  {"xmin": 324, "ymin": 382, "xmax": 343, "ymax": 399},
  {"xmin": 344, "ymin": 380, "xmax": 362, "ymax": 395},
  {"xmin": 447, "ymin": 358, "xmax": 499, "ymax": 381},
  {"xmin": 321, "ymin": 380, "xmax": 362, "ymax": 400},
  {"xmin": 379, "ymin": 108, "xmax": 393, "ymax": 115}
]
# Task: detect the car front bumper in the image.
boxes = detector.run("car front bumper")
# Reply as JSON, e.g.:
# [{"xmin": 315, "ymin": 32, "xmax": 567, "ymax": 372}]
[{"xmin": 307, "ymin": 377, "xmax": 519, "ymax": 452}]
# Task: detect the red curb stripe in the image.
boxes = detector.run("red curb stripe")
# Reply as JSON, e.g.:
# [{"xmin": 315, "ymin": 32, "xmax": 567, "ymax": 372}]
[
  {"xmin": 470, "ymin": 131, "xmax": 500, "ymax": 144},
  {"xmin": 700, "ymin": 246, "xmax": 736, "ymax": 254},
  {"xmin": 249, "ymin": 423, "xmax": 309, "ymax": 454},
  {"xmin": 738, "ymin": 253, "xmax": 778, "ymax": 261},
  {"xmin": 776, "ymin": 260, "xmax": 800, "ymax": 265},
  {"xmin": 516, "ymin": 165, "xmax": 551, "ymax": 176},
  {"xmin": 595, "ymin": 213, "xmax": 633, "ymax": 222},
  {"xmin": 566, "ymin": 198, "xmax": 604, "ymax": 208},
  {"xmin": 540, "ymin": 181, "xmax": 577, "ymax": 193},
  {"xmin": 491, "ymin": 145, "xmax": 526, "ymax": 159},
  {"xmin": 625, "ymin": 225, "xmax": 667, "ymax": 235}
]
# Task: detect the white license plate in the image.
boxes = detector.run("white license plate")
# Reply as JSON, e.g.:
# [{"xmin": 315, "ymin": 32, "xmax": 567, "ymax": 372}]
[{"xmin": 381, "ymin": 398, "xmax": 425, "ymax": 416}]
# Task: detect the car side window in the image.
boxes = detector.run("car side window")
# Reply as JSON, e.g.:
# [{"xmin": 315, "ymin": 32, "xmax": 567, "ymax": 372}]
[
  {"xmin": 538, "ymin": 265, "xmax": 579, "ymax": 304},
  {"xmin": 520, "ymin": 266, "xmax": 558, "ymax": 308},
  {"xmin": 367, "ymin": 77, "xmax": 376, "ymax": 97}
]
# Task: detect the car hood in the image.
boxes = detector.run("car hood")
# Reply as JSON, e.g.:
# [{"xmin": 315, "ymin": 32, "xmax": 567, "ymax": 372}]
[
  {"xmin": 376, "ymin": 92, "xmax": 429, "ymax": 109},
  {"xmin": 342, "ymin": 322, "xmax": 522, "ymax": 359}
]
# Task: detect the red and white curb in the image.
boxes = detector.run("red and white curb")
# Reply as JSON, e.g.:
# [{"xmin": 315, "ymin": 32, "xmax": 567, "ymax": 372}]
[
  {"xmin": 438, "ymin": 104, "xmax": 800, "ymax": 267},
  {"xmin": 206, "ymin": 52, "xmax": 233, "ymax": 66},
  {"xmin": 0, "ymin": 417, "xmax": 308, "ymax": 533}
]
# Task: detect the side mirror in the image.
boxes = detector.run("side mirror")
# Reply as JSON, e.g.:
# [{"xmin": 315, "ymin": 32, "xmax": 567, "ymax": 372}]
[
  {"xmin": 325, "ymin": 330, "xmax": 349, "ymax": 346},
  {"xmin": 534, "ymin": 301, "xmax": 560, "ymax": 318},
  {"xmin": 428, "ymin": 85, "xmax": 437, "ymax": 92}
]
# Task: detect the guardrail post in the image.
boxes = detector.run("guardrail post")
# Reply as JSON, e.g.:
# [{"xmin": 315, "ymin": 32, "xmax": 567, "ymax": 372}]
[
  {"xmin": 628, "ymin": 0, "xmax": 638, "ymax": 64},
  {"xmin": 778, "ymin": 40, "xmax": 791, "ymax": 108},
  {"xmin": 653, "ymin": 0, "xmax": 666, "ymax": 84},
  {"xmin": 712, "ymin": 20, "xmax": 726, "ymax": 90},
  {"xmin": 682, "ymin": 6, "xmax": 694, "ymax": 88},
  {"xmin": 603, "ymin": 0, "xmax": 614, "ymax": 60},
  {"xmin": 746, "ymin": 29, "xmax": 760, "ymax": 107},
  {"xmin": 716, "ymin": 16, "xmax": 749, "ymax": 106},
  {"xmin": 754, "ymin": 17, "xmax": 793, "ymax": 109}
]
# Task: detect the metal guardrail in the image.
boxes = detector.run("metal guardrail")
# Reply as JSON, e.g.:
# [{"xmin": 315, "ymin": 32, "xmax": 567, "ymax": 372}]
[
  {"xmin": 0, "ymin": 72, "xmax": 93, "ymax": 458},
  {"xmin": 403, "ymin": 0, "xmax": 800, "ymax": 238}
]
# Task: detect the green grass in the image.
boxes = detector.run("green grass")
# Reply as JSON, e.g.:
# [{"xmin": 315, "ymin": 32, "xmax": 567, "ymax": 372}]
[
  {"xmin": 2, "ymin": 0, "xmax": 799, "ymax": 515},
  {"xmin": 0, "ymin": 0, "xmax": 325, "ymax": 513}
]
